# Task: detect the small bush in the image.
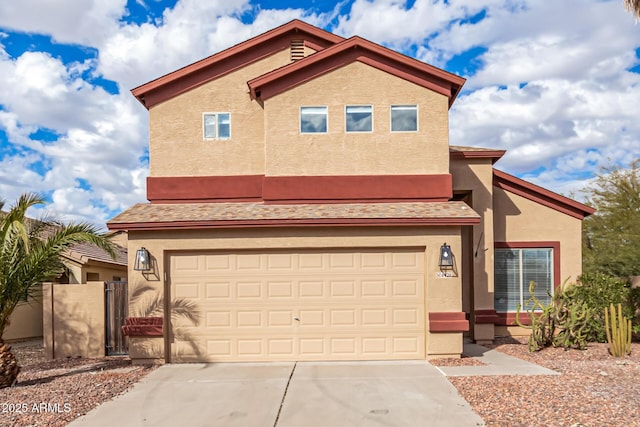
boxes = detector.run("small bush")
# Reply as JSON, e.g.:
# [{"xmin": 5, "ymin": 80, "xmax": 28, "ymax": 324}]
[{"xmin": 571, "ymin": 273, "xmax": 633, "ymax": 342}]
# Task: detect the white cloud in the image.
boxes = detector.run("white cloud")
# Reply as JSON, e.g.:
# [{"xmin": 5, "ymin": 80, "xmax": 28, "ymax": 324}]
[
  {"xmin": 450, "ymin": 72, "xmax": 640, "ymax": 196},
  {"xmin": 0, "ymin": 0, "xmax": 127, "ymax": 46},
  {"xmin": 0, "ymin": 43, "xmax": 148, "ymax": 226},
  {"xmin": 333, "ymin": 0, "xmax": 494, "ymax": 48}
]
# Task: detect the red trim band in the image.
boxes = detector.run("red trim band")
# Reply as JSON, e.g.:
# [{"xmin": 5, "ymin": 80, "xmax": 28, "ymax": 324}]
[
  {"xmin": 429, "ymin": 312, "xmax": 469, "ymax": 332},
  {"xmin": 147, "ymin": 175, "xmax": 263, "ymax": 203},
  {"xmin": 147, "ymin": 174, "xmax": 453, "ymax": 204},
  {"xmin": 263, "ymin": 174, "xmax": 452, "ymax": 202},
  {"xmin": 474, "ymin": 309, "xmax": 500, "ymax": 324}
]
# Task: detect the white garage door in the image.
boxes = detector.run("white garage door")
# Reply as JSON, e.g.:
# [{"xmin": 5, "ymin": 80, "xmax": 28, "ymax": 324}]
[{"xmin": 169, "ymin": 248, "xmax": 425, "ymax": 362}]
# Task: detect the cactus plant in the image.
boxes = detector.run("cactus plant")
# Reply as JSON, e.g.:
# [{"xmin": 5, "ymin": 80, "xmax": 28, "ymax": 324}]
[
  {"xmin": 604, "ymin": 303, "xmax": 632, "ymax": 357},
  {"xmin": 516, "ymin": 280, "xmax": 593, "ymax": 351}
]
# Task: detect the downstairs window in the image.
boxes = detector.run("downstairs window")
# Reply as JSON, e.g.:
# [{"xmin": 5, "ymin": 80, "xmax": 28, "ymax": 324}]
[{"xmin": 494, "ymin": 246, "xmax": 555, "ymax": 312}]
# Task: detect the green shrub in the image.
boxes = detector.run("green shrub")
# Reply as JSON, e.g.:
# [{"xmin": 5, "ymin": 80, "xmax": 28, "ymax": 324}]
[{"xmin": 571, "ymin": 273, "xmax": 632, "ymax": 342}]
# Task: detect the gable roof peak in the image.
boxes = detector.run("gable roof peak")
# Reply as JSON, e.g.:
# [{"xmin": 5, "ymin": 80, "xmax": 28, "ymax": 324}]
[
  {"xmin": 248, "ymin": 33, "xmax": 465, "ymax": 108},
  {"xmin": 131, "ymin": 19, "xmax": 343, "ymax": 109}
]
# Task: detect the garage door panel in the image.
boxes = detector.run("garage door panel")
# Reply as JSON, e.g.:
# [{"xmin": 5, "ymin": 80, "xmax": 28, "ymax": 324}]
[
  {"xmin": 170, "ymin": 249, "xmax": 426, "ymax": 362},
  {"xmin": 206, "ymin": 311, "xmax": 231, "ymax": 328},
  {"xmin": 205, "ymin": 282, "xmax": 231, "ymax": 298},
  {"xmin": 203, "ymin": 254, "xmax": 231, "ymax": 271},
  {"xmin": 173, "ymin": 333, "xmax": 425, "ymax": 362},
  {"xmin": 267, "ymin": 281, "xmax": 294, "ymax": 298}
]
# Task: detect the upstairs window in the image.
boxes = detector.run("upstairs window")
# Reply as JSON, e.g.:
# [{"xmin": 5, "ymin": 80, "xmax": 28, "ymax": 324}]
[
  {"xmin": 494, "ymin": 247, "xmax": 554, "ymax": 312},
  {"xmin": 203, "ymin": 112, "xmax": 231, "ymax": 140},
  {"xmin": 300, "ymin": 106, "xmax": 328, "ymax": 133},
  {"xmin": 391, "ymin": 105, "xmax": 418, "ymax": 132},
  {"xmin": 345, "ymin": 105, "xmax": 373, "ymax": 132}
]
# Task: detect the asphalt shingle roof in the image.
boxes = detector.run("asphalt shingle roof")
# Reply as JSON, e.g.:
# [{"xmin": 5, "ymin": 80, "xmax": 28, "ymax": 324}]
[{"xmin": 108, "ymin": 201, "xmax": 479, "ymax": 230}]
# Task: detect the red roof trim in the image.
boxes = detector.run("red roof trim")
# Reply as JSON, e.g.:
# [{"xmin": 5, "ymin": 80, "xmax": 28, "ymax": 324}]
[
  {"xmin": 131, "ymin": 20, "xmax": 343, "ymax": 109},
  {"xmin": 248, "ymin": 36, "xmax": 465, "ymax": 108},
  {"xmin": 108, "ymin": 216, "xmax": 480, "ymax": 231},
  {"xmin": 493, "ymin": 169, "xmax": 595, "ymax": 220},
  {"xmin": 449, "ymin": 149, "xmax": 506, "ymax": 164}
]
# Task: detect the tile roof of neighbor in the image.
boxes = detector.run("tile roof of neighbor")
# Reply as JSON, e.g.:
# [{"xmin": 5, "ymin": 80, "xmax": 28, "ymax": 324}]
[
  {"xmin": 64, "ymin": 241, "xmax": 128, "ymax": 266},
  {"xmin": 0, "ymin": 211, "xmax": 128, "ymax": 266},
  {"xmin": 107, "ymin": 201, "xmax": 480, "ymax": 230}
]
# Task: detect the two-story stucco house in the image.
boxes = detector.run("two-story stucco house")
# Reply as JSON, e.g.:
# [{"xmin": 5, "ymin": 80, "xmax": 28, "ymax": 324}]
[{"xmin": 108, "ymin": 20, "xmax": 594, "ymax": 363}]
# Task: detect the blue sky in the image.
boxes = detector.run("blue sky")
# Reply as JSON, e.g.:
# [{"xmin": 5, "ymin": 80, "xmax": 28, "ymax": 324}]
[{"xmin": 0, "ymin": 0, "xmax": 639, "ymax": 227}]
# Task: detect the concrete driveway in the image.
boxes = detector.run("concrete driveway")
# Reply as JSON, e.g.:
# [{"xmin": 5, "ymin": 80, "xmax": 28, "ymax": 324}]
[{"xmin": 68, "ymin": 361, "xmax": 484, "ymax": 427}]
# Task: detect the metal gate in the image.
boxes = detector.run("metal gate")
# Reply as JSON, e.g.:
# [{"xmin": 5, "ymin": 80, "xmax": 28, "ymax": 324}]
[{"xmin": 105, "ymin": 281, "xmax": 128, "ymax": 356}]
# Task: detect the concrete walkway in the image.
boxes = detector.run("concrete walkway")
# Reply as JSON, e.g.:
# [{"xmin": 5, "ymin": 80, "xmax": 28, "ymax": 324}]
[
  {"xmin": 436, "ymin": 342, "xmax": 559, "ymax": 377},
  {"xmin": 68, "ymin": 361, "xmax": 485, "ymax": 427}
]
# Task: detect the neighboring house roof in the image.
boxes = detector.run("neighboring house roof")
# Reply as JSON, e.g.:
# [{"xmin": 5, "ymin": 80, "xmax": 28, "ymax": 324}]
[
  {"xmin": 63, "ymin": 241, "xmax": 128, "ymax": 267},
  {"xmin": 449, "ymin": 146, "xmax": 506, "ymax": 164},
  {"xmin": 107, "ymin": 201, "xmax": 480, "ymax": 230},
  {"xmin": 247, "ymin": 36, "xmax": 465, "ymax": 108},
  {"xmin": 493, "ymin": 169, "xmax": 596, "ymax": 220},
  {"xmin": 132, "ymin": 19, "xmax": 343, "ymax": 109},
  {"xmin": 0, "ymin": 211, "xmax": 127, "ymax": 267}
]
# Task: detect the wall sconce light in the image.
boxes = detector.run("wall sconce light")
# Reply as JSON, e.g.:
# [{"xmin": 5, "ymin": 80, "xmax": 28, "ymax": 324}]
[
  {"xmin": 134, "ymin": 247, "xmax": 151, "ymax": 271},
  {"xmin": 438, "ymin": 243, "xmax": 454, "ymax": 269}
]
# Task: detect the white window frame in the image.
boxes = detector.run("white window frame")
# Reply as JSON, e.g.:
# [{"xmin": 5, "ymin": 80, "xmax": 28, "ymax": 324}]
[
  {"xmin": 203, "ymin": 112, "xmax": 231, "ymax": 140},
  {"xmin": 345, "ymin": 105, "xmax": 373, "ymax": 133},
  {"xmin": 390, "ymin": 105, "xmax": 418, "ymax": 132},
  {"xmin": 300, "ymin": 106, "xmax": 328, "ymax": 134},
  {"xmin": 494, "ymin": 247, "xmax": 555, "ymax": 312}
]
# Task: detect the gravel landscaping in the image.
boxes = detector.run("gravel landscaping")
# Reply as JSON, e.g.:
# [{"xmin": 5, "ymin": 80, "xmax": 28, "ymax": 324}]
[
  {"xmin": 2, "ymin": 338, "xmax": 639, "ymax": 426},
  {"xmin": 0, "ymin": 341, "xmax": 156, "ymax": 427},
  {"xmin": 447, "ymin": 337, "xmax": 640, "ymax": 427}
]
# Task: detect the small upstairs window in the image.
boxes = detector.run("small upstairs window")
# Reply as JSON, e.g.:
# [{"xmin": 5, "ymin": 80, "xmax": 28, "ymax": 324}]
[
  {"xmin": 300, "ymin": 106, "xmax": 328, "ymax": 133},
  {"xmin": 203, "ymin": 112, "xmax": 231, "ymax": 140},
  {"xmin": 391, "ymin": 105, "xmax": 418, "ymax": 132},
  {"xmin": 346, "ymin": 105, "xmax": 373, "ymax": 132}
]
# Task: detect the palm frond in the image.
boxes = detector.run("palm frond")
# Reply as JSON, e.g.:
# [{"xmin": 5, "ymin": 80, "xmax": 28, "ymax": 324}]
[
  {"xmin": 0, "ymin": 193, "xmax": 117, "ymax": 339},
  {"xmin": 129, "ymin": 284, "xmax": 159, "ymax": 305},
  {"xmin": 170, "ymin": 299, "xmax": 201, "ymax": 326},
  {"xmin": 624, "ymin": 0, "xmax": 640, "ymax": 19}
]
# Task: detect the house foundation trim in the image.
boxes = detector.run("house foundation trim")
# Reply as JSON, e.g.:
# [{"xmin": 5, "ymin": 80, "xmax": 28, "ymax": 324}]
[
  {"xmin": 428, "ymin": 312, "xmax": 469, "ymax": 332},
  {"xmin": 474, "ymin": 309, "xmax": 500, "ymax": 324}
]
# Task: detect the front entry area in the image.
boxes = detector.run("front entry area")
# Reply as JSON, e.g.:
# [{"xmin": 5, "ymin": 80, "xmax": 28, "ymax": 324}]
[{"xmin": 169, "ymin": 248, "xmax": 426, "ymax": 362}]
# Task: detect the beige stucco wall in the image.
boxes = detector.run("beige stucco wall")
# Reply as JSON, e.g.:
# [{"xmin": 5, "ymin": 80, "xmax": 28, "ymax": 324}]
[
  {"xmin": 493, "ymin": 187, "xmax": 584, "ymax": 284},
  {"xmin": 264, "ymin": 61, "xmax": 451, "ymax": 176},
  {"xmin": 3, "ymin": 291, "xmax": 43, "ymax": 341},
  {"xmin": 126, "ymin": 226, "xmax": 464, "ymax": 361},
  {"xmin": 149, "ymin": 49, "xmax": 292, "ymax": 177},
  {"xmin": 450, "ymin": 158, "xmax": 495, "ymax": 342},
  {"xmin": 42, "ymin": 282, "xmax": 105, "ymax": 358}
]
